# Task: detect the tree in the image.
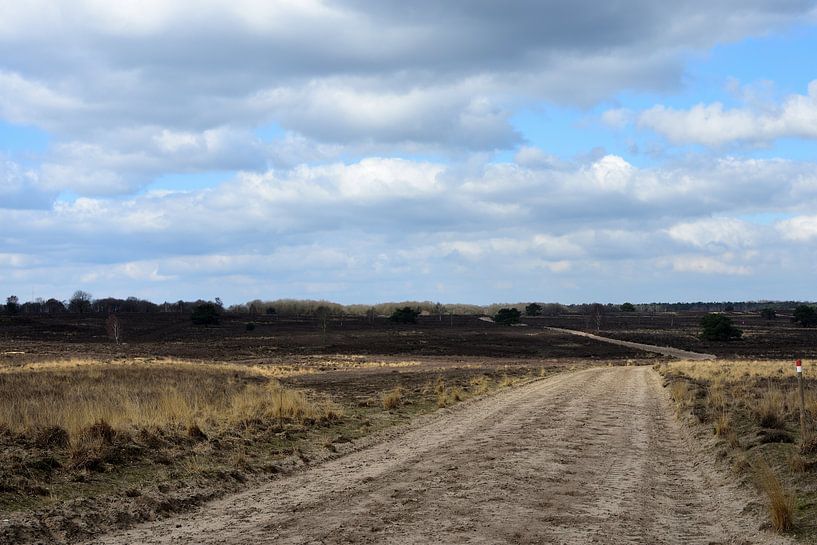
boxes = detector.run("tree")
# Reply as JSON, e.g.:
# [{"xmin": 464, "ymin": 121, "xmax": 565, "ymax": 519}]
[
  {"xmin": 793, "ymin": 305, "xmax": 817, "ymax": 327},
  {"xmin": 525, "ymin": 303, "xmax": 542, "ymax": 317},
  {"xmin": 494, "ymin": 308, "xmax": 521, "ymax": 325},
  {"xmin": 45, "ymin": 298, "xmax": 66, "ymax": 314},
  {"xmin": 390, "ymin": 306, "xmax": 419, "ymax": 323},
  {"xmin": 433, "ymin": 302, "xmax": 446, "ymax": 321},
  {"xmin": 700, "ymin": 313, "xmax": 742, "ymax": 341},
  {"xmin": 106, "ymin": 314, "xmax": 123, "ymax": 344},
  {"xmin": 760, "ymin": 308, "xmax": 777, "ymax": 320},
  {"xmin": 620, "ymin": 302, "xmax": 635, "ymax": 312},
  {"xmin": 588, "ymin": 303, "xmax": 604, "ymax": 331},
  {"xmin": 314, "ymin": 305, "xmax": 331, "ymax": 342},
  {"xmin": 5, "ymin": 295, "xmax": 19, "ymax": 315},
  {"xmin": 191, "ymin": 303, "xmax": 220, "ymax": 325},
  {"xmin": 68, "ymin": 290, "xmax": 92, "ymax": 314}
]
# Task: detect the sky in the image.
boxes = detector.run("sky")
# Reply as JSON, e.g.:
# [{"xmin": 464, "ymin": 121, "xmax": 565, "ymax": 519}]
[{"xmin": 2, "ymin": 1, "xmax": 817, "ymax": 306}]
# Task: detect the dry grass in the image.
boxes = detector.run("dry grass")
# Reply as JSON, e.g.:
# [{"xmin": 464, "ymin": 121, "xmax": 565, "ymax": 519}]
[
  {"xmin": 0, "ymin": 359, "xmax": 339, "ymax": 441},
  {"xmin": 713, "ymin": 411, "xmax": 731, "ymax": 437},
  {"xmin": 381, "ymin": 387, "xmax": 404, "ymax": 410},
  {"xmin": 469, "ymin": 376, "xmax": 492, "ymax": 396},
  {"xmin": 661, "ymin": 359, "xmax": 814, "ymax": 534},
  {"xmin": 753, "ymin": 458, "xmax": 796, "ymax": 532},
  {"xmin": 754, "ymin": 386, "xmax": 786, "ymax": 429}
]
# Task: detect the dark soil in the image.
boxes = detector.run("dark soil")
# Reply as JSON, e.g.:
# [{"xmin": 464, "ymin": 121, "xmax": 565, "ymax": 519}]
[
  {"xmin": 534, "ymin": 312, "xmax": 817, "ymax": 359},
  {"xmin": 0, "ymin": 313, "xmax": 651, "ymax": 365}
]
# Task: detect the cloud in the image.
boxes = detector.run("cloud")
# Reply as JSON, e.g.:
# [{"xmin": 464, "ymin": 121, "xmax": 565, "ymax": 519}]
[
  {"xmin": 0, "ymin": 156, "xmax": 54, "ymax": 209},
  {"xmin": 777, "ymin": 214, "xmax": 817, "ymax": 241},
  {"xmin": 667, "ymin": 218, "xmax": 759, "ymax": 249},
  {"xmin": 659, "ymin": 255, "xmax": 752, "ymax": 275},
  {"xmin": 636, "ymin": 80, "xmax": 817, "ymax": 146},
  {"xmin": 2, "ymin": 152, "xmax": 816, "ymax": 302},
  {"xmin": 0, "ymin": 1, "xmax": 814, "ymax": 196}
]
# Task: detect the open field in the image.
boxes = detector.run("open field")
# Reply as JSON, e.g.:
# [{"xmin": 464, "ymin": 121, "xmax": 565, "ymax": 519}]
[
  {"xmin": 538, "ymin": 311, "xmax": 817, "ymax": 359},
  {"xmin": 2, "ymin": 310, "xmax": 814, "ymax": 543},
  {"xmin": 0, "ymin": 313, "xmax": 654, "ymax": 365}
]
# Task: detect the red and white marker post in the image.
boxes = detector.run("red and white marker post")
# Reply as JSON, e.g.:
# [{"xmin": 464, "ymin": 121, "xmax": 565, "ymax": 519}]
[{"xmin": 796, "ymin": 359, "xmax": 806, "ymax": 442}]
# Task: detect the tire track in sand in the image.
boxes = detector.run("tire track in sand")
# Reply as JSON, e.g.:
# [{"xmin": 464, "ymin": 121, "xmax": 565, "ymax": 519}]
[{"xmin": 86, "ymin": 367, "xmax": 787, "ymax": 545}]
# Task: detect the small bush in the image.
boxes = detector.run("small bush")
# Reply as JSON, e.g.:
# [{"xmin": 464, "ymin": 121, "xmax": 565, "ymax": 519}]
[
  {"xmin": 792, "ymin": 305, "xmax": 817, "ymax": 327},
  {"xmin": 524, "ymin": 303, "xmax": 542, "ymax": 316},
  {"xmin": 245, "ymin": 322, "xmax": 256, "ymax": 331},
  {"xmin": 699, "ymin": 313, "xmax": 742, "ymax": 341},
  {"xmin": 191, "ymin": 303, "xmax": 220, "ymax": 325},
  {"xmin": 494, "ymin": 308, "xmax": 521, "ymax": 325},
  {"xmin": 620, "ymin": 302, "xmax": 635, "ymax": 312},
  {"xmin": 390, "ymin": 306, "xmax": 419, "ymax": 323}
]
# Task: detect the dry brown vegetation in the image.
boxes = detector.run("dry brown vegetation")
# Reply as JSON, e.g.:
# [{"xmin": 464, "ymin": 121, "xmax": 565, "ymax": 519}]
[
  {"xmin": 661, "ymin": 359, "xmax": 817, "ymax": 537},
  {"xmin": 0, "ymin": 358, "xmax": 335, "ymax": 438},
  {"xmin": 1, "ymin": 356, "xmax": 548, "ymax": 544}
]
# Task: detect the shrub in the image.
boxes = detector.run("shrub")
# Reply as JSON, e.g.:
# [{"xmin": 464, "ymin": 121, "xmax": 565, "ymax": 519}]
[
  {"xmin": 390, "ymin": 306, "xmax": 419, "ymax": 323},
  {"xmin": 700, "ymin": 313, "xmax": 742, "ymax": 341},
  {"xmin": 760, "ymin": 308, "xmax": 777, "ymax": 320},
  {"xmin": 792, "ymin": 305, "xmax": 817, "ymax": 327},
  {"xmin": 524, "ymin": 303, "xmax": 542, "ymax": 316},
  {"xmin": 381, "ymin": 387, "xmax": 403, "ymax": 410},
  {"xmin": 245, "ymin": 322, "xmax": 256, "ymax": 331},
  {"xmin": 620, "ymin": 302, "xmax": 635, "ymax": 312},
  {"xmin": 191, "ymin": 303, "xmax": 220, "ymax": 325},
  {"xmin": 494, "ymin": 308, "xmax": 521, "ymax": 325}
]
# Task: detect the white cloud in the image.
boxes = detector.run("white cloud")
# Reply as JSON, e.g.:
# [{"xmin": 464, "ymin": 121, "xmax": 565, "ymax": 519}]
[
  {"xmin": 637, "ymin": 80, "xmax": 817, "ymax": 146},
  {"xmin": 777, "ymin": 214, "xmax": 817, "ymax": 241},
  {"xmin": 659, "ymin": 255, "xmax": 751, "ymax": 275},
  {"xmin": 667, "ymin": 218, "xmax": 759, "ymax": 249}
]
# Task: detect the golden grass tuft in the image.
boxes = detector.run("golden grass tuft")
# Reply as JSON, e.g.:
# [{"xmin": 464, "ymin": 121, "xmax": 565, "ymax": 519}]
[
  {"xmin": 381, "ymin": 387, "xmax": 404, "ymax": 410},
  {"xmin": 0, "ymin": 359, "xmax": 334, "ymax": 441},
  {"xmin": 713, "ymin": 411, "xmax": 731, "ymax": 437},
  {"xmin": 468, "ymin": 376, "xmax": 492, "ymax": 396},
  {"xmin": 754, "ymin": 386, "xmax": 786, "ymax": 429},
  {"xmin": 753, "ymin": 458, "xmax": 796, "ymax": 532}
]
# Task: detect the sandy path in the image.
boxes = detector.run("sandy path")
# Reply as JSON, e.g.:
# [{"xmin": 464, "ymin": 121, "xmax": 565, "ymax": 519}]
[
  {"xmin": 545, "ymin": 327, "xmax": 716, "ymax": 360},
  {"xmin": 86, "ymin": 367, "xmax": 784, "ymax": 545}
]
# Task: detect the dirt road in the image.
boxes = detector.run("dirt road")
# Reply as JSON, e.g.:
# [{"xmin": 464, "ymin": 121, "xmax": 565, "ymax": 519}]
[
  {"xmin": 545, "ymin": 327, "xmax": 717, "ymax": 360},
  {"xmin": 86, "ymin": 367, "xmax": 784, "ymax": 545}
]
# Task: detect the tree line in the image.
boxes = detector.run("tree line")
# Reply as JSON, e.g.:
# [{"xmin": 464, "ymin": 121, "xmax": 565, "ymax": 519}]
[{"xmin": 3, "ymin": 292, "xmax": 816, "ymax": 319}]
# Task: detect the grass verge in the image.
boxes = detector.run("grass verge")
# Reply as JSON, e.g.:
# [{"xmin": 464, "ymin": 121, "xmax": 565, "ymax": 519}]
[{"xmin": 659, "ymin": 359, "xmax": 817, "ymax": 539}]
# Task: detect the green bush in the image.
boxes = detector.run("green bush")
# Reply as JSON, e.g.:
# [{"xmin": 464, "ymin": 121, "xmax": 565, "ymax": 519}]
[
  {"xmin": 524, "ymin": 303, "xmax": 542, "ymax": 316},
  {"xmin": 390, "ymin": 306, "xmax": 419, "ymax": 323},
  {"xmin": 793, "ymin": 305, "xmax": 817, "ymax": 327},
  {"xmin": 700, "ymin": 313, "xmax": 742, "ymax": 341},
  {"xmin": 494, "ymin": 308, "xmax": 521, "ymax": 325},
  {"xmin": 760, "ymin": 308, "xmax": 776, "ymax": 320},
  {"xmin": 620, "ymin": 302, "xmax": 635, "ymax": 312},
  {"xmin": 191, "ymin": 303, "xmax": 220, "ymax": 325}
]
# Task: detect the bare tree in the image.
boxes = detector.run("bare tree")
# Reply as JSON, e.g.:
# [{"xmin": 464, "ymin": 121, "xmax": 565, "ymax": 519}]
[
  {"xmin": 106, "ymin": 314, "xmax": 123, "ymax": 344},
  {"xmin": 433, "ymin": 302, "xmax": 446, "ymax": 322},
  {"xmin": 69, "ymin": 290, "xmax": 92, "ymax": 314},
  {"xmin": 315, "ymin": 305, "xmax": 331, "ymax": 344},
  {"xmin": 588, "ymin": 303, "xmax": 604, "ymax": 332}
]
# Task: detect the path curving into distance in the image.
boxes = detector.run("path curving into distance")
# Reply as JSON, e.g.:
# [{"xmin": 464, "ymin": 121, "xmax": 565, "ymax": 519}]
[
  {"xmin": 545, "ymin": 326, "xmax": 716, "ymax": 360},
  {"xmin": 86, "ymin": 367, "xmax": 785, "ymax": 545}
]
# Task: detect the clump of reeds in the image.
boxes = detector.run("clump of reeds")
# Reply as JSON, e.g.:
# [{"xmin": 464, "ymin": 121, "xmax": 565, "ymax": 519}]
[{"xmin": 753, "ymin": 458, "xmax": 795, "ymax": 532}]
